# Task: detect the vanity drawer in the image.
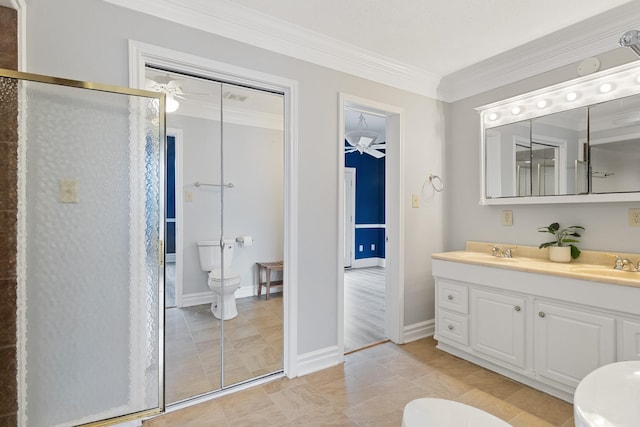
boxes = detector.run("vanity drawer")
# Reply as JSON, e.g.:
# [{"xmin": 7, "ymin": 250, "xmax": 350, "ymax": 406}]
[
  {"xmin": 438, "ymin": 310, "xmax": 469, "ymax": 345},
  {"xmin": 438, "ymin": 280, "xmax": 469, "ymax": 314}
]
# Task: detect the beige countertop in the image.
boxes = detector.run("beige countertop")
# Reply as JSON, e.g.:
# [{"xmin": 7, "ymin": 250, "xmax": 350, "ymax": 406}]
[{"xmin": 432, "ymin": 241, "xmax": 640, "ymax": 289}]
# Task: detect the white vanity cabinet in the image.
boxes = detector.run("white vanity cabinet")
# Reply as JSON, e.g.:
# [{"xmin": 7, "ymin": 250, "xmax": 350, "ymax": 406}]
[
  {"xmin": 432, "ymin": 257, "xmax": 640, "ymax": 402},
  {"xmin": 534, "ymin": 300, "xmax": 615, "ymax": 389},
  {"xmin": 470, "ymin": 288, "xmax": 526, "ymax": 369},
  {"xmin": 620, "ymin": 318, "xmax": 640, "ymax": 360}
]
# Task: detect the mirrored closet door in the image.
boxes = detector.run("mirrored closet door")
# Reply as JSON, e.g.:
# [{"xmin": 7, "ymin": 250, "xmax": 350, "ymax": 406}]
[{"xmin": 148, "ymin": 67, "xmax": 285, "ymax": 404}]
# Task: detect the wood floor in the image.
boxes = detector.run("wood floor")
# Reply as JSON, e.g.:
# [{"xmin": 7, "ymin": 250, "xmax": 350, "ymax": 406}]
[
  {"xmin": 145, "ymin": 337, "xmax": 575, "ymax": 426},
  {"xmin": 344, "ymin": 267, "xmax": 386, "ymax": 352}
]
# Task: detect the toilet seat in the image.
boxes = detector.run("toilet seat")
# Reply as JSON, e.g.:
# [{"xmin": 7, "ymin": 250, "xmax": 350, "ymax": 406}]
[
  {"xmin": 402, "ymin": 398, "xmax": 511, "ymax": 427},
  {"xmin": 208, "ymin": 268, "xmax": 241, "ymax": 284}
]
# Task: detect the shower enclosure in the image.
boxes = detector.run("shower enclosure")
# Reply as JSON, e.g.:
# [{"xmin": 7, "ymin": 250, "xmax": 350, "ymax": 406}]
[{"xmin": 2, "ymin": 69, "xmax": 165, "ymax": 426}]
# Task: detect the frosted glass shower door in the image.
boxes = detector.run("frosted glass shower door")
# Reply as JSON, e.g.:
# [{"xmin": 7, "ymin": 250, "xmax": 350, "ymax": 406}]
[{"xmin": 4, "ymin": 71, "xmax": 165, "ymax": 426}]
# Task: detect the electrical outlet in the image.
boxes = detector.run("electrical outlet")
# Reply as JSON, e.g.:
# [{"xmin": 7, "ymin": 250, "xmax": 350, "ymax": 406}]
[
  {"xmin": 371, "ymin": 244, "xmax": 375, "ymax": 251},
  {"xmin": 359, "ymin": 245, "xmax": 364, "ymax": 252},
  {"xmin": 630, "ymin": 208, "xmax": 640, "ymax": 226},
  {"xmin": 411, "ymin": 193, "xmax": 419, "ymax": 208},
  {"xmin": 59, "ymin": 179, "xmax": 79, "ymax": 203},
  {"xmin": 502, "ymin": 210, "xmax": 513, "ymax": 226}
]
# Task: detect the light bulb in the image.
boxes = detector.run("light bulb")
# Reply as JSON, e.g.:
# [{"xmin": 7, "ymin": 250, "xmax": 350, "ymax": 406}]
[
  {"xmin": 566, "ymin": 92, "xmax": 578, "ymax": 101},
  {"xmin": 537, "ymin": 100, "xmax": 548, "ymax": 109},
  {"xmin": 511, "ymin": 106, "xmax": 521, "ymax": 115},
  {"xmin": 488, "ymin": 113, "xmax": 498, "ymax": 121},
  {"xmin": 165, "ymin": 95, "xmax": 180, "ymax": 113},
  {"xmin": 599, "ymin": 83, "xmax": 612, "ymax": 93}
]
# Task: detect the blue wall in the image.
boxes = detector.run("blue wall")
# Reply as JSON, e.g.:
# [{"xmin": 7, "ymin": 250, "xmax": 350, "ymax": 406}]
[
  {"xmin": 345, "ymin": 143, "xmax": 385, "ymax": 260},
  {"xmin": 166, "ymin": 135, "xmax": 176, "ymax": 254}
]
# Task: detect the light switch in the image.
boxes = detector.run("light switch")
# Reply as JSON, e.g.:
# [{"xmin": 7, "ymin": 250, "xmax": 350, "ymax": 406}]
[
  {"xmin": 185, "ymin": 191, "xmax": 193, "ymax": 202},
  {"xmin": 412, "ymin": 193, "xmax": 419, "ymax": 208},
  {"xmin": 59, "ymin": 179, "xmax": 79, "ymax": 203}
]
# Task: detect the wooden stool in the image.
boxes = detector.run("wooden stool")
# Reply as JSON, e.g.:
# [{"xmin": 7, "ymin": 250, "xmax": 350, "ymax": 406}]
[{"xmin": 256, "ymin": 261, "xmax": 283, "ymax": 300}]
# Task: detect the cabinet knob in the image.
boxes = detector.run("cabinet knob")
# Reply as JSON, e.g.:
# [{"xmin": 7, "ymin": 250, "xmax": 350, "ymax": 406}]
[
  {"xmin": 447, "ymin": 294, "xmax": 453, "ymax": 300},
  {"xmin": 538, "ymin": 311, "xmax": 546, "ymax": 318},
  {"xmin": 447, "ymin": 324, "xmax": 454, "ymax": 330},
  {"xmin": 514, "ymin": 306, "xmax": 521, "ymax": 312}
]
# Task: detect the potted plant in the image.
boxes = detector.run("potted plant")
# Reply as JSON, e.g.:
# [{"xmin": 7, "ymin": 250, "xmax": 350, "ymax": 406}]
[{"xmin": 537, "ymin": 222, "xmax": 585, "ymax": 262}]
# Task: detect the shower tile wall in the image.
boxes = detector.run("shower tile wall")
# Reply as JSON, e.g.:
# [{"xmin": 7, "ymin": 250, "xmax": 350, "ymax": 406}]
[{"xmin": 0, "ymin": 5, "xmax": 18, "ymax": 425}]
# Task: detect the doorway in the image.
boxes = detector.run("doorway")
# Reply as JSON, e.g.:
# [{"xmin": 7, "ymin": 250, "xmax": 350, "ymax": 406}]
[{"xmin": 339, "ymin": 94, "xmax": 405, "ymax": 354}]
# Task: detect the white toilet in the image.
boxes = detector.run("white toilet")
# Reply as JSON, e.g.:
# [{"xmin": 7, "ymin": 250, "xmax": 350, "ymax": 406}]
[
  {"xmin": 196, "ymin": 240, "xmax": 242, "ymax": 320},
  {"xmin": 402, "ymin": 398, "xmax": 512, "ymax": 427}
]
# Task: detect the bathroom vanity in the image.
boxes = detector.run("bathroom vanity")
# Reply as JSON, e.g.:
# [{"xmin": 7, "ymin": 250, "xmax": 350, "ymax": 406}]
[{"xmin": 432, "ymin": 242, "xmax": 640, "ymax": 402}]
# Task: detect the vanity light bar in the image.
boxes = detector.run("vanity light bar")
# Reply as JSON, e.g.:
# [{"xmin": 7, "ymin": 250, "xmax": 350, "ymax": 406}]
[{"xmin": 477, "ymin": 61, "xmax": 640, "ymax": 128}]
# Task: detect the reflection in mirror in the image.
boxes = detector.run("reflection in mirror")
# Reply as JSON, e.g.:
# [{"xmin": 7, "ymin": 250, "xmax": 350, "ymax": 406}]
[
  {"xmin": 589, "ymin": 93, "xmax": 640, "ymax": 193},
  {"xmin": 485, "ymin": 121, "xmax": 530, "ymax": 198},
  {"xmin": 531, "ymin": 107, "xmax": 588, "ymax": 196}
]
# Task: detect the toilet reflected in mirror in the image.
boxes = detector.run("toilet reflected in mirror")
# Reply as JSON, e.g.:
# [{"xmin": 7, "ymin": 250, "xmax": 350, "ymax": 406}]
[{"xmin": 196, "ymin": 240, "xmax": 242, "ymax": 319}]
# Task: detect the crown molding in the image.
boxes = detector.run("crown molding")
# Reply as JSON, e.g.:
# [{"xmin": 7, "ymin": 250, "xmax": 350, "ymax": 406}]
[
  {"xmin": 105, "ymin": 0, "xmax": 441, "ymax": 98},
  {"xmin": 439, "ymin": 2, "xmax": 640, "ymax": 102},
  {"xmin": 107, "ymin": 0, "xmax": 640, "ymax": 103}
]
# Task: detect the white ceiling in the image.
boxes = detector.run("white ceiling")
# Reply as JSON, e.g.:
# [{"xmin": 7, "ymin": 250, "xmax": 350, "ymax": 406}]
[
  {"xmin": 227, "ymin": 0, "xmax": 632, "ymax": 77},
  {"xmin": 108, "ymin": 0, "xmax": 640, "ymax": 101}
]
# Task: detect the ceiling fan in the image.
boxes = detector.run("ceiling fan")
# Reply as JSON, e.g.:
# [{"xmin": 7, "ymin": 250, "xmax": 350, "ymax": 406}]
[
  {"xmin": 145, "ymin": 74, "xmax": 208, "ymax": 112},
  {"xmin": 345, "ymin": 113, "xmax": 385, "ymax": 158}
]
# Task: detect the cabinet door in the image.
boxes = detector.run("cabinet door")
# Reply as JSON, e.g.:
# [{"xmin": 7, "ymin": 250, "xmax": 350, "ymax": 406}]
[
  {"xmin": 535, "ymin": 301, "xmax": 615, "ymax": 388},
  {"xmin": 620, "ymin": 318, "xmax": 640, "ymax": 361},
  {"xmin": 471, "ymin": 289, "xmax": 526, "ymax": 368}
]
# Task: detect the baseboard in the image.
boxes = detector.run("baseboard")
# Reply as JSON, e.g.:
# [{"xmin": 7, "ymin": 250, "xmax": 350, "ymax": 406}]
[
  {"xmin": 350, "ymin": 257, "xmax": 386, "ymax": 269},
  {"xmin": 180, "ymin": 285, "xmax": 282, "ymax": 307},
  {"xmin": 402, "ymin": 319, "xmax": 435, "ymax": 343},
  {"xmin": 296, "ymin": 345, "xmax": 342, "ymax": 377},
  {"xmin": 180, "ymin": 291, "xmax": 214, "ymax": 307}
]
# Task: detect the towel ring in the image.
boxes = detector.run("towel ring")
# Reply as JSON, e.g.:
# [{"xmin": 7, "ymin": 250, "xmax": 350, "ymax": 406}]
[
  {"xmin": 421, "ymin": 174, "xmax": 444, "ymax": 194},
  {"xmin": 429, "ymin": 174, "xmax": 444, "ymax": 192}
]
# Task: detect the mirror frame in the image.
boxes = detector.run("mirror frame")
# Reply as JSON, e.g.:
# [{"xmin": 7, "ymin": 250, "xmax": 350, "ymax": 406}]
[{"xmin": 476, "ymin": 61, "xmax": 640, "ymax": 205}]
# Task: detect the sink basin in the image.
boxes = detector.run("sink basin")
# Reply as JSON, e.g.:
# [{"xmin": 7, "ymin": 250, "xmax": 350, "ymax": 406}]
[
  {"xmin": 574, "ymin": 361, "xmax": 640, "ymax": 427},
  {"xmin": 453, "ymin": 252, "xmax": 519, "ymax": 262},
  {"xmin": 571, "ymin": 266, "xmax": 640, "ymax": 280}
]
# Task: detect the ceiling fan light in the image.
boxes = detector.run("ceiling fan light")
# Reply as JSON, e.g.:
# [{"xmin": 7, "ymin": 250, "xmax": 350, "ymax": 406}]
[
  {"xmin": 345, "ymin": 130, "xmax": 379, "ymax": 147},
  {"xmin": 165, "ymin": 95, "xmax": 180, "ymax": 113}
]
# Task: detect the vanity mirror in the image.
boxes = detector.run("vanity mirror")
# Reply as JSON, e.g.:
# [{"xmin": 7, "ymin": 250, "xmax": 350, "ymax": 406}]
[{"xmin": 478, "ymin": 61, "xmax": 640, "ymax": 205}]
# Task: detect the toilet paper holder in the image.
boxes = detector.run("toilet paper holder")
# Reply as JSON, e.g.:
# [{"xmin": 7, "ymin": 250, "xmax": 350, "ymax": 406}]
[{"xmin": 235, "ymin": 235, "xmax": 253, "ymax": 246}]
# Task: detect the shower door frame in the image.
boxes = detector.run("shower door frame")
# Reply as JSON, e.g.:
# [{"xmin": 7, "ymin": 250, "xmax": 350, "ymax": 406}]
[
  {"xmin": 9, "ymin": 68, "xmax": 166, "ymax": 426},
  {"xmin": 129, "ymin": 41, "xmax": 299, "ymax": 402}
]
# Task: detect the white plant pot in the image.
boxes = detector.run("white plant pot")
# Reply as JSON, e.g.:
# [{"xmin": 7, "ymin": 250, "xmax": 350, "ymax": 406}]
[{"xmin": 549, "ymin": 246, "xmax": 572, "ymax": 263}]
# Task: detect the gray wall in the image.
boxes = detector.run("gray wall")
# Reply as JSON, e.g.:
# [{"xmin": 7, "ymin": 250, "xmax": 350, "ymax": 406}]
[
  {"xmin": 169, "ymin": 114, "xmax": 284, "ymax": 297},
  {"xmin": 444, "ymin": 49, "xmax": 640, "ymax": 254},
  {"xmin": 26, "ymin": 0, "xmax": 444, "ymax": 355}
]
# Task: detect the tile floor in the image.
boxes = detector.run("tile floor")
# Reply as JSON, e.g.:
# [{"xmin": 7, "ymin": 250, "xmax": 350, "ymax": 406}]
[
  {"xmin": 147, "ymin": 337, "xmax": 575, "ymax": 426},
  {"xmin": 165, "ymin": 294, "xmax": 284, "ymax": 403}
]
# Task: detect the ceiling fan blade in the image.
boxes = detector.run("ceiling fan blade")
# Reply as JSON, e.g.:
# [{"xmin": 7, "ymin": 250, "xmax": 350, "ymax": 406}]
[
  {"xmin": 370, "ymin": 143, "xmax": 386, "ymax": 149},
  {"xmin": 364, "ymin": 148, "xmax": 385, "ymax": 159},
  {"xmin": 358, "ymin": 136, "xmax": 374, "ymax": 147},
  {"xmin": 345, "ymin": 147, "xmax": 358, "ymax": 153}
]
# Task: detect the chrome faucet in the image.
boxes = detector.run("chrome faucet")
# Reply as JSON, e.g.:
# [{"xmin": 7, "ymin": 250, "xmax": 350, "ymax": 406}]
[
  {"xmin": 612, "ymin": 255, "xmax": 640, "ymax": 272},
  {"xmin": 491, "ymin": 245, "xmax": 515, "ymax": 258}
]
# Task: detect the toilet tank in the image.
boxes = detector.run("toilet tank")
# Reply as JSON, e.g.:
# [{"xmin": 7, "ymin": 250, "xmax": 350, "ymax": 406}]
[{"xmin": 196, "ymin": 240, "xmax": 235, "ymax": 271}]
